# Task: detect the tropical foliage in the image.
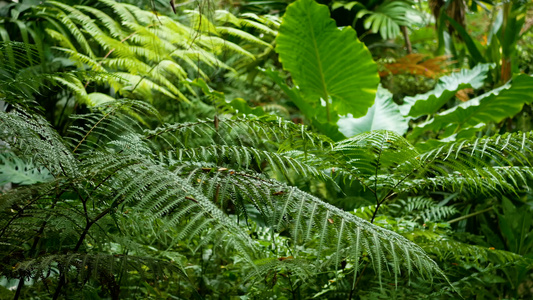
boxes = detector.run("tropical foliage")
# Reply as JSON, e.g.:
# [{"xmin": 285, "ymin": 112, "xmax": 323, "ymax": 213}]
[{"xmin": 1, "ymin": 0, "xmax": 533, "ymax": 299}]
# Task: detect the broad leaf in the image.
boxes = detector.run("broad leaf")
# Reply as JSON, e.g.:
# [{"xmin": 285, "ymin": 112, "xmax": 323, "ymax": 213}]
[
  {"xmin": 263, "ymin": 68, "xmax": 320, "ymax": 120},
  {"xmin": 411, "ymin": 74, "xmax": 533, "ymax": 139},
  {"xmin": 338, "ymin": 86, "xmax": 408, "ymax": 137},
  {"xmin": 401, "ymin": 63, "xmax": 493, "ymax": 118},
  {"xmin": 275, "ymin": 0, "xmax": 379, "ymax": 120}
]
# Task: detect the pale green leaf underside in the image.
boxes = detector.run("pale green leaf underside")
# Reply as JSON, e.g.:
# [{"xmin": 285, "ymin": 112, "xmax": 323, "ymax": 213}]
[
  {"xmin": 0, "ymin": 153, "xmax": 53, "ymax": 185},
  {"xmin": 338, "ymin": 85, "xmax": 408, "ymax": 137}
]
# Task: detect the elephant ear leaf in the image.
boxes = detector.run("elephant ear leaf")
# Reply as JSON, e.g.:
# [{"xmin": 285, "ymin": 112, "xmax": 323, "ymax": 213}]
[
  {"xmin": 401, "ymin": 63, "xmax": 493, "ymax": 118},
  {"xmin": 275, "ymin": 0, "xmax": 379, "ymax": 120},
  {"xmin": 411, "ymin": 74, "xmax": 533, "ymax": 139}
]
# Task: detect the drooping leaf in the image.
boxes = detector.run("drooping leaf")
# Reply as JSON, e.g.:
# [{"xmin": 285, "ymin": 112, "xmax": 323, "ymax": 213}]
[
  {"xmin": 357, "ymin": 0, "xmax": 421, "ymax": 40},
  {"xmin": 264, "ymin": 68, "xmax": 346, "ymax": 140},
  {"xmin": 401, "ymin": 63, "xmax": 493, "ymax": 118},
  {"xmin": 275, "ymin": 0, "xmax": 379, "ymax": 120},
  {"xmin": 444, "ymin": 15, "xmax": 486, "ymax": 65},
  {"xmin": 87, "ymin": 92, "xmax": 116, "ymax": 106},
  {"xmin": 262, "ymin": 68, "xmax": 319, "ymax": 120},
  {"xmin": 411, "ymin": 74, "xmax": 533, "ymax": 139},
  {"xmin": 338, "ymin": 86, "xmax": 408, "ymax": 137}
]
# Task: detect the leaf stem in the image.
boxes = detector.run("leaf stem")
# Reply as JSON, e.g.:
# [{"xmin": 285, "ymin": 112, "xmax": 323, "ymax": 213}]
[{"xmin": 448, "ymin": 206, "xmax": 493, "ymax": 224}]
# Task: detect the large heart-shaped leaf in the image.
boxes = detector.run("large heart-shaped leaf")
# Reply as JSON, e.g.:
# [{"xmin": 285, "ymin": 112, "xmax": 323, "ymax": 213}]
[{"xmin": 275, "ymin": 0, "xmax": 379, "ymax": 121}]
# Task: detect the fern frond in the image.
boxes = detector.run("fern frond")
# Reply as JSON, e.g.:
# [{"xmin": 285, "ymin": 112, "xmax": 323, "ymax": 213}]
[
  {"xmin": 411, "ymin": 131, "xmax": 533, "ymax": 193},
  {"xmin": 11, "ymin": 253, "xmax": 188, "ymax": 284},
  {"xmin": 389, "ymin": 197, "xmax": 459, "ymax": 222},
  {"xmin": 170, "ymin": 146, "xmax": 324, "ymax": 179},
  {"xmin": 145, "ymin": 115, "xmax": 332, "ymax": 151},
  {"xmin": 328, "ymin": 130, "xmax": 533, "ymax": 195},
  {"xmin": 215, "ymin": 10, "xmax": 278, "ymax": 36},
  {"xmin": 0, "ymin": 109, "xmax": 78, "ymax": 177},
  {"xmin": 36, "ymin": 0, "xmax": 270, "ymax": 105},
  {"xmin": 41, "ymin": 3, "xmax": 95, "ymax": 58},
  {"xmin": 0, "ymin": 42, "xmax": 54, "ymax": 100},
  {"xmin": 421, "ymin": 239, "xmax": 524, "ymax": 265},
  {"xmin": 187, "ymin": 169, "xmax": 447, "ymax": 283}
]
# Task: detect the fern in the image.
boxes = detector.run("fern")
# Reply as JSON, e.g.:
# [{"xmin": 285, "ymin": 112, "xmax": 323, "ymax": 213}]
[
  {"xmin": 326, "ymin": 130, "xmax": 533, "ymax": 196},
  {"xmin": 3, "ymin": 91, "xmax": 533, "ymax": 297},
  {"xmin": 393, "ymin": 197, "xmax": 459, "ymax": 222},
  {"xmin": 0, "ymin": 99, "xmax": 460, "ymax": 298},
  {"xmin": 34, "ymin": 0, "xmax": 270, "ymax": 104}
]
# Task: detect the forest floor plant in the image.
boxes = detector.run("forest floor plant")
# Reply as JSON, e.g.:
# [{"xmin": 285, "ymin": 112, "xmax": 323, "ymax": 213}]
[{"xmin": 1, "ymin": 0, "xmax": 533, "ymax": 299}]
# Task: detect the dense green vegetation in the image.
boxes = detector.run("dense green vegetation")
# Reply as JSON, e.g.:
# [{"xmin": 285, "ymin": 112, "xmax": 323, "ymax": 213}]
[{"xmin": 1, "ymin": 0, "xmax": 532, "ymax": 298}]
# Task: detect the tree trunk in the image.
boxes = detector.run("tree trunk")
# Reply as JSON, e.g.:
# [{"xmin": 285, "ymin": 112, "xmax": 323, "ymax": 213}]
[{"xmin": 401, "ymin": 25, "xmax": 412, "ymax": 54}]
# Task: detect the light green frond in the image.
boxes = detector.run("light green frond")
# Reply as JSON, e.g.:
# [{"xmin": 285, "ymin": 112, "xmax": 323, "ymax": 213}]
[
  {"xmin": 42, "ymin": 5, "xmax": 95, "ymax": 58},
  {"xmin": 215, "ymin": 10, "xmax": 277, "ymax": 36},
  {"xmin": 185, "ymin": 10, "xmax": 220, "ymax": 35},
  {"xmin": 197, "ymin": 35, "xmax": 255, "ymax": 58},
  {"xmin": 120, "ymin": 2, "xmax": 159, "ymax": 24},
  {"xmin": 100, "ymin": 0, "xmax": 138, "ymax": 24},
  {"xmin": 77, "ymin": 5, "xmax": 126, "ymax": 39},
  {"xmin": 113, "ymin": 72, "xmax": 183, "ymax": 101},
  {"xmin": 35, "ymin": 0, "xmax": 269, "ymax": 106},
  {"xmin": 217, "ymin": 26, "xmax": 272, "ymax": 48},
  {"xmin": 52, "ymin": 75, "xmax": 91, "ymax": 104},
  {"xmin": 45, "ymin": 29, "xmax": 77, "ymax": 51},
  {"xmin": 53, "ymin": 47, "xmax": 104, "ymax": 71}
]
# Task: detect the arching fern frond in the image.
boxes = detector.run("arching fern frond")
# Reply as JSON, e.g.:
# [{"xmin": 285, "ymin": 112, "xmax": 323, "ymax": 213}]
[
  {"xmin": 383, "ymin": 197, "xmax": 460, "ymax": 223},
  {"xmin": 145, "ymin": 115, "xmax": 333, "ymax": 151},
  {"xmin": 176, "ymin": 166, "xmax": 448, "ymax": 285},
  {"xmin": 421, "ymin": 239, "xmax": 523, "ymax": 265},
  {"xmin": 36, "ymin": 0, "xmax": 271, "ymax": 104},
  {"xmin": 327, "ymin": 130, "xmax": 533, "ymax": 196},
  {"xmin": 1, "ymin": 103, "xmax": 453, "ymax": 296},
  {"xmin": 0, "ymin": 42, "xmax": 55, "ymax": 100}
]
